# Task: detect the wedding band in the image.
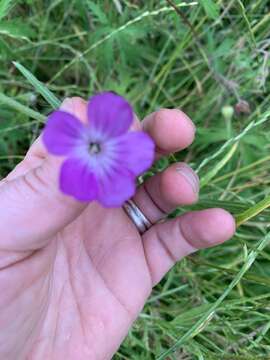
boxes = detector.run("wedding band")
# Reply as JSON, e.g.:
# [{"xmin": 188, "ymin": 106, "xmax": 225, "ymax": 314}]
[{"xmin": 123, "ymin": 199, "xmax": 152, "ymax": 234}]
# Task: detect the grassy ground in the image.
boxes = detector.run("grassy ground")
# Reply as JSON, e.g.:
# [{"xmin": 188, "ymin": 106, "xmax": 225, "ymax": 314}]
[{"xmin": 0, "ymin": 0, "xmax": 270, "ymax": 359}]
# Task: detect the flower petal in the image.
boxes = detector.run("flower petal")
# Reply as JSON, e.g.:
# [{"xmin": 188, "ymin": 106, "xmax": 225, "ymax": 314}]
[
  {"xmin": 97, "ymin": 168, "xmax": 136, "ymax": 208},
  {"xmin": 43, "ymin": 110, "xmax": 86, "ymax": 156},
  {"xmin": 60, "ymin": 158, "xmax": 98, "ymax": 202},
  {"xmin": 111, "ymin": 131, "xmax": 155, "ymax": 176},
  {"xmin": 87, "ymin": 92, "xmax": 133, "ymax": 138}
]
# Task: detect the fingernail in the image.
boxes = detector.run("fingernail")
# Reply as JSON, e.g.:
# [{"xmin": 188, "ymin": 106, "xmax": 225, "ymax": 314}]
[{"xmin": 176, "ymin": 163, "xmax": 199, "ymax": 194}]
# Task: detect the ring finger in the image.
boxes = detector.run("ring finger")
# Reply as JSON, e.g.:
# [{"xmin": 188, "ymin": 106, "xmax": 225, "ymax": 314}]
[{"xmin": 133, "ymin": 162, "xmax": 199, "ymax": 224}]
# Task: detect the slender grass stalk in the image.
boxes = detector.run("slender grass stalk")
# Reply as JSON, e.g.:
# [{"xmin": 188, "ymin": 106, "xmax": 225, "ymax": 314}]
[
  {"xmin": 212, "ymin": 155, "xmax": 270, "ymax": 184},
  {"xmin": 235, "ymin": 0, "xmax": 257, "ymax": 47}
]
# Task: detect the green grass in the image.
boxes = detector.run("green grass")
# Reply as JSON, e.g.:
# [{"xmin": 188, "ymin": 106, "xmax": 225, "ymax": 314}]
[{"xmin": 0, "ymin": 0, "xmax": 270, "ymax": 358}]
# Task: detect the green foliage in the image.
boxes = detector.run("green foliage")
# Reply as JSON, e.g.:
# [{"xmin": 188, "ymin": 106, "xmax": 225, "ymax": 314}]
[
  {"xmin": 0, "ymin": 19, "xmax": 34, "ymax": 40},
  {"xmin": 0, "ymin": 1, "xmax": 270, "ymax": 359},
  {"xmin": 0, "ymin": 0, "xmax": 15, "ymax": 20},
  {"xmin": 87, "ymin": 1, "xmax": 108, "ymax": 24},
  {"xmin": 13, "ymin": 62, "xmax": 61, "ymax": 109},
  {"xmin": 201, "ymin": 0, "xmax": 220, "ymax": 19}
]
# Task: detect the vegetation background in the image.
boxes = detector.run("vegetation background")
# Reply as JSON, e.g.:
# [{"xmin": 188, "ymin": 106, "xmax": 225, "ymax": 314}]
[{"xmin": 0, "ymin": 0, "xmax": 270, "ymax": 358}]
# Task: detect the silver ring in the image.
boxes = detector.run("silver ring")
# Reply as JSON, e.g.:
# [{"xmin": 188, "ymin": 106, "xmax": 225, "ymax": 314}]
[{"xmin": 123, "ymin": 199, "xmax": 152, "ymax": 234}]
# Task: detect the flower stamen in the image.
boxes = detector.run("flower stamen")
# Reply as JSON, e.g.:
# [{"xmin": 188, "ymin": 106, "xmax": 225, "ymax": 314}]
[{"xmin": 89, "ymin": 142, "xmax": 101, "ymax": 155}]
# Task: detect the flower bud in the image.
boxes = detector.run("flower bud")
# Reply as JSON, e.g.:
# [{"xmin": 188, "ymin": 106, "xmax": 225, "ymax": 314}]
[
  {"xmin": 234, "ymin": 100, "xmax": 251, "ymax": 115},
  {"xmin": 221, "ymin": 105, "xmax": 234, "ymax": 121}
]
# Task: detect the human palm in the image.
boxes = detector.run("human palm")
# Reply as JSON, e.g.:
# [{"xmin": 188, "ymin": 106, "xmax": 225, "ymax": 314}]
[{"xmin": 0, "ymin": 98, "xmax": 235, "ymax": 360}]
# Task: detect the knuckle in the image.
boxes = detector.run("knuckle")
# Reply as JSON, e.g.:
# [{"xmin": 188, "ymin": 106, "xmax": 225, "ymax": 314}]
[
  {"xmin": 21, "ymin": 167, "xmax": 50, "ymax": 196},
  {"xmin": 19, "ymin": 166, "xmax": 74, "ymax": 208},
  {"xmin": 155, "ymin": 227, "xmax": 179, "ymax": 263},
  {"xmin": 178, "ymin": 220, "xmax": 197, "ymax": 252}
]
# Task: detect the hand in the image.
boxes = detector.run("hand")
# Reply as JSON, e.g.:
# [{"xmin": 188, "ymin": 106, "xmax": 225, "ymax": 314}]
[{"xmin": 0, "ymin": 98, "xmax": 235, "ymax": 359}]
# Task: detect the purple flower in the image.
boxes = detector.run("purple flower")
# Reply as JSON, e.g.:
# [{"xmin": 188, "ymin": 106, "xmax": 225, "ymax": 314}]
[{"xmin": 42, "ymin": 92, "xmax": 155, "ymax": 207}]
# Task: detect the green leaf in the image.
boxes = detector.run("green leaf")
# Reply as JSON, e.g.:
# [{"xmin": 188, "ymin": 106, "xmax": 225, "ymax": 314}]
[
  {"xmin": 215, "ymin": 38, "xmax": 235, "ymax": 57},
  {"xmin": 201, "ymin": 0, "xmax": 220, "ymax": 20},
  {"xmin": 0, "ymin": 0, "xmax": 15, "ymax": 20},
  {"xmin": 87, "ymin": 1, "xmax": 108, "ymax": 25},
  {"xmin": 97, "ymin": 37, "xmax": 114, "ymax": 71},
  {"xmin": 244, "ymin": 134, "xmax": 268, "ymax": 149},
  {"xmin": 13, "ymin": 62, "xmax": 61, "ymax": 109},
  {"xmin": 0, "ymin": 37, "xmax": 13, "ymax": 58},
  {"xmin": 0, "ymin": 19, "xmax": 34, "ymax": 40}
]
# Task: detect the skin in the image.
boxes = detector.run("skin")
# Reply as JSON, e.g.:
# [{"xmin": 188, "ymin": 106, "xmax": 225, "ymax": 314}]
[{"xmin": 0, "ymin": 98, "xmax": 236, "ymax": 359}]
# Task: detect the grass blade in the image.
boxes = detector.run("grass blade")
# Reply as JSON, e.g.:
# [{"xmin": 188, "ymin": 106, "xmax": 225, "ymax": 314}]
[
  {"xmin": 200, "ymin": 142, "xmax": 238, "ymax": 188},
  {"xmin": 236, "ymin": 194, "xmax": 270, "ymax": 226},
  {"xmin": 196, "ymin": 108, "xmax": 270, "ymax": 174},
  {"xmin": 0, "ymin": 93, "xmax": 45, "ymax": 122},
  {"xmin": 212, "ymin": 154, "xmax": 270, "ymax": 184},
  {"xmin": 157, "ymin": 231, "xmax": 270, "ymax": 359},
  {"xmin": 13, "ymin": 61, "xmax": 61, "ymax": 109}
]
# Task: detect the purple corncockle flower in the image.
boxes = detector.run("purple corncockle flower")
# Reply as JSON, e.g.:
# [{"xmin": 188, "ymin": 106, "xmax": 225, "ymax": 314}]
[{"xmin": 43, "ymin": 92, "xmax": 155, "ymax": 207}]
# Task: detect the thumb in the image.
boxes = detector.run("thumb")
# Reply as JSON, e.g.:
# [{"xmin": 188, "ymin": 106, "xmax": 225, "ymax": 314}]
[{"xmin": 0, "ymin": 98, "xmax": 88, "ymax": 252}]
